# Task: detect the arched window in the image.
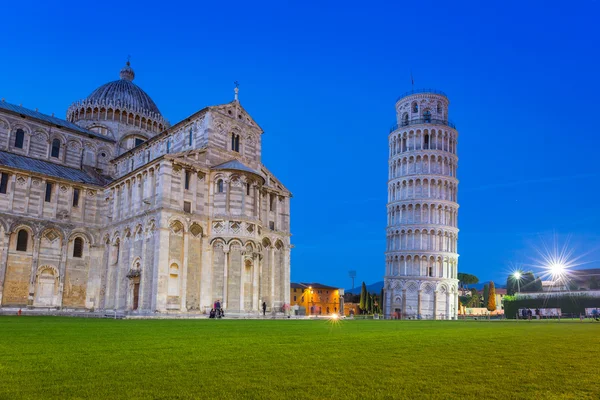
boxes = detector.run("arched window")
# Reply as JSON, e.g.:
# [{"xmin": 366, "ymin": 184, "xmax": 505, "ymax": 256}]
[
  {"xmin": 166, "ymin": 140, "xmax": 171, "ymax": 153},
  {"xmin": 424, "ymin": 134, "xmax": 429, "ymax": 149},
  {"xmin": 412, "ymin": 102, "xmax": 418, "ymax": 113},
  {"xmin": 14, "ymin": 129, "xmax": 25, "ymax": 149},
  {"xmin": 402, "ymin": 113, "xmax": 409, "ymax": 126},
  {"xmin": 16, "ymin": 229, "xmax": 28, "ymax": 251},
  {"xmin": 73, "ymin": 237, "xmax": 83, "ymax": 258},
  {"xmin": 437, "ymin": 102, "xmax": 442, "ymax": 115},
  {"xmin": 231, "ymin": 133, "xmax": 240, "ymax": 152},
  {"xmin": 423, "ymin": 110, "xmax": 432, "ymax": 123},
  {"xmin": 51, "ymin": 139, "xmax": 61, "ymax": 158},
  {"xmin": 189, "ymin": 128, "xmax": 193, "ymax": 146},
  {"xmin": 184, "ymin": 171, "xmax": 191, "ymax": 190},
  {"xmin": 217, "ymin": 179, "xmax": 224, "ymax": 193}
]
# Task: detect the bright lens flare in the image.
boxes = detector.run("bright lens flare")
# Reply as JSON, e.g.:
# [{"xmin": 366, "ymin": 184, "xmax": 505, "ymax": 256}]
[
  {"xmin": 327, "ymin": 313, "xmax": 342, "ymax": 328},
  {"xmin": 549, "ymin": 263, "xmax": 566, "ymax": 278},
  {"xmin": 513, "ymin": 272, "xmax": 522, "ymax": 279},
  {"xmin": 528, "ymin": 235, "xmax": 592, "ymax": 293}
]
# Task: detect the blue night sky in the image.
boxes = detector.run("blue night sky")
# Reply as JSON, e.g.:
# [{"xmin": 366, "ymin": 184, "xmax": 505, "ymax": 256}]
[{"xmin": 1, "ymin": 1, "xmax": 599, "ymax": 288}]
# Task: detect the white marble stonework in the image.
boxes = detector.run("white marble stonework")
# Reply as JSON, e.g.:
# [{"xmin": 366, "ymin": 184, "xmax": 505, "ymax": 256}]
[
  {"xmin": 0, "ymin": 63, "xmax": 291, "ymax": 315},
  {"xmin": 384, "ymin": 90, "xmax": 459, "ymax": 320}
]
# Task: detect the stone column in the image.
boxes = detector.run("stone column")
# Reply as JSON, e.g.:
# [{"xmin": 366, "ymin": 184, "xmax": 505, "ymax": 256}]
[
  {"xmin": 27, "ymin": 234, "xmax": 41, "ymax": 306},
  {"xmin": 138, "ymin": 229, "xmax": 148, "ymax": 311},
  {"xmin": 417, "ymin": 289, "xmax": 422, "ymax": 317},
  {"xmin": 433, "ymin": 290, "xmax": 438, "ymax": 320},
  {"xmin": 98, "ymin": 241, "xmax": 110, "ymax": 310},
  {"xmin": 0, "ymin": 232, "xmax": 11, "ymax": 306},
  {"xmin": 37, "ymin": 179, "xmax": 45, "ymax": 216},
  {"xmin": 446, "ymin": 290, "xmax": 451, "ymax": 320},
  {"xmin": 239, "ymin": 256, "xmax": 245, "ymax": 312},
  {"xmin": 7, "ymin": 175, "xmax": 16, "ymax": 210},
  {"xmin": 454, "ymin": 291, "xmax": 459, "ymax": 320},
  {"xmin": 252, "ymin": 254, "xmax": 259, "ymax": 311},
  {"xmin": 258, "ymin": 254, "xmax": 263, "ymax": 310},
  {"xmin": 23, "ymin": 177, "xmax": 31, "ymax": 214},
  {"xmin": 269, "ymin": 247, "xmax": 275, "ymax": 310},
  {"xmin": 283, "ymin": 247, "xmax": 291, "ymax": 307},
  {"xmin": 114, "ymin": 238, "xmax": 126, "ymax": 310},
  {"xmin": 222, "ymin": 246, "xmax": 229, "ymax": 309},
  {"xmin": 253, "ymin": 185, "xmax": 259, "ymax": 217},
  {"xmin": 152, "ymin": 227, "xmax": 170, "ymax": 313},
  {"xmin": 180, "ymin": 232, "xmax": 189, "ymax": 311},
  {"xmin": 401, "ymin": 289, "xmax": 407, "ymax": 318},
  {"xmin": 225, "ymin": 180, "xmax": 231, "ymax": 213},
  {"xmin": 200, "ymin": 236, "xmax": 212, "ymax": 313},
  {"xmin": 384, "ymin": 286, "xmax": 392, "ymax": 319},
  {"xmin": 57, "ymin": 238, "xmax": 69, "ymax": 308}
]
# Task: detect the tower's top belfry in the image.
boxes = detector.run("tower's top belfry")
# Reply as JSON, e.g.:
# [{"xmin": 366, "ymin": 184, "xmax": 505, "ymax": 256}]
[{"xmin": 393, "ymin": 89, "xmax": 453, "ymax": 130}]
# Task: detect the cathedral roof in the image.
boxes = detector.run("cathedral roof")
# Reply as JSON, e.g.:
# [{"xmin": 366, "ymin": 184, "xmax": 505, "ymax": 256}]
[
  {"xmin": 0, "ymin": 150, "xmax": 111, "ymax": 186},
  {"xmin": 212, "ymin": 159, "xmax": 263, "ymax": 178},
  {"xmin": 83, "ymin": 62, "xmax": 162, "ymax": 116},
  {"xmin": 0, "ymin": 101, "xmax": 114, "ymax": 142}
]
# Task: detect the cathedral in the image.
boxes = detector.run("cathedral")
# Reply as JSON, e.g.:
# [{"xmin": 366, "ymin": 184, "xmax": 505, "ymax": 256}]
[{"xmin": 0, "ymin": 62, "xmax": 291, "ymax": 315}]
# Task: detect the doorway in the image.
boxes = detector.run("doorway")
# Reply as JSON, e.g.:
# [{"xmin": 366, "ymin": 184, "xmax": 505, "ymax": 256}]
[{"xmin": 132, "ymin": 282, "xmax": 140, "ymax": 310}]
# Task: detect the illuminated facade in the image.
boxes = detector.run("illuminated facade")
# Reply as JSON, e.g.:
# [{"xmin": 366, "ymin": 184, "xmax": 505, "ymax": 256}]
[
  {"xmin": 290, "ymin": 282, "xmax": 343, "ymax": 315},
  {"xmin": 0, "ymin": 62, "xmax": 291, "ymax": 315},
  {"xmin": 384, "ymin": 90, "xmax": 459, "ymax": 320}
]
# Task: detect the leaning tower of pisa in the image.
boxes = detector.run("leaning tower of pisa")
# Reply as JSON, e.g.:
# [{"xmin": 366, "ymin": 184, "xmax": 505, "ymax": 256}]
[{"xmin": 384, "ymin": 89, "xmax": 459, "ymax": 320}]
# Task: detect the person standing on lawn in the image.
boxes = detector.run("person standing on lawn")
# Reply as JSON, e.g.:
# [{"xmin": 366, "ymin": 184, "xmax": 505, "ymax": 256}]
[{"xmin": 262, "ymin": 301, "xmax": 267, "ymax": 316}]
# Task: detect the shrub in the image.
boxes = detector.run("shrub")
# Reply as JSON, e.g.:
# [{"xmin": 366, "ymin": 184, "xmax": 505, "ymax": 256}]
[{"xmin": 504, "ymin": 295, "xmax": 600, "ymax": 318}]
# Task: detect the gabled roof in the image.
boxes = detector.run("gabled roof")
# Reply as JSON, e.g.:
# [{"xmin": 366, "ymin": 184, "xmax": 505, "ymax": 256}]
[
  {"xmin": 212, "ymin": 159, "xmax": 264, "ymax": 177},
  {"xmin": 291, "ymin": 282, "xmax": 341, "ymax": 291},
  {"xmin": 0, "ymin": 101, "xmax": 115, "ymax": 142},
  {"xmin": 208, "ymin": 100, "xmax": 264, "ymax": 134},
  {"xmin": 0, "ymin": 150, "xmax": 111, "ymax": 186}
]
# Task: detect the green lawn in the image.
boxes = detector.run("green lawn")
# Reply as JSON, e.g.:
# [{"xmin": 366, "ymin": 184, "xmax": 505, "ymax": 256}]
[{"xmin": 0, "ymin": 317, "xmax": 598, "ymax": 399}]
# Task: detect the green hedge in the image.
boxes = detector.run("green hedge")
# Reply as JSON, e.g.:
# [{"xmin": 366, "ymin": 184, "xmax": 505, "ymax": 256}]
[{"xmin": 504, "ymin": 295, "xmax": 600, "ymax": 318}]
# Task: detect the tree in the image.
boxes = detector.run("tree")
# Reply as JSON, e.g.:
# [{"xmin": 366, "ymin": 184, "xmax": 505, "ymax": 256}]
[
  {"xmin": 458, "ymin": 273, "xmax": 479, "ymax": 289},
  {"xmin": 380, "ymin": 288, "xmax": 385, "ymax": 314},
  {"xmin": 487, "ymin": 281, "xmax": 497, "ymax": 311},
  {"xmin": 470, "ymin": 288, "xmax": 480, "ymax": 307},
  {"xmin": 483, "ymin": 284, "xmax": 489, "ymax": 308},
  {"xmin": 368, "ymin": 294, "xmax": 373, "ymax": 314},
  {"xmin": 521, "ymin": 272, "xmax": 543, "ymax": 292},
  {"xmin": 506, "ymin": 272, "xmax": 521, "ymax": 296},
  {"xmin": 359, "ymin": 282, "xmax": 367, "ymax": 314}
]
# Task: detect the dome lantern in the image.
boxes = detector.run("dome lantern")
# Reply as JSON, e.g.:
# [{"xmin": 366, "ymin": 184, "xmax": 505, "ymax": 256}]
[{"xmin": 119, "ymin": 61, "xmax": 135, "ymax": 82}]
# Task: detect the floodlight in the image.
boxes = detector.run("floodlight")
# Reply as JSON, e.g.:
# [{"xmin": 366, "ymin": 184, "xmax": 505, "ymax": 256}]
[
  {"xmin": 513, "ymin": 272, "xmax": 521, "ymax": 280},
  {"xmin": 549, "ymin": 263, "xmax": 566, "ymax": 277}
]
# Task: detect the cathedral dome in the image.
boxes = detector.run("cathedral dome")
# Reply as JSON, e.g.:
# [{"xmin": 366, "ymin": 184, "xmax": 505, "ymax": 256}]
[
  {"xmin": 84, "ymin": 61, "xmax": 161, "ymax": 115},
  {"xmin": 67, "ymin": 61, "xmax": 169, "ymax": 133}
]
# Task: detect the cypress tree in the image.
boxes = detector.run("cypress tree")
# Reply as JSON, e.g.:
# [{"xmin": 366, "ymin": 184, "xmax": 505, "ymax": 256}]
[
  {"xmin": 487, "ymin": 281, "xmax": 497, "ymax": 311},
  {"xmin": 380, "ymin": 288, "xmax": 384, "ymax": 314},
  {"xmin": 359, "ymin": 282, "xmax": 367, "ymax": 313},
  {"xmin": 483, "ymin": 284, "xmax": 489, "ymax": 308}
]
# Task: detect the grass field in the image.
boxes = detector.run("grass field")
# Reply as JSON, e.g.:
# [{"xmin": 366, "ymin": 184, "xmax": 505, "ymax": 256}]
[{"xmin": 0, "ymin": 317, "xmax": 598, "ymax": 399}]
